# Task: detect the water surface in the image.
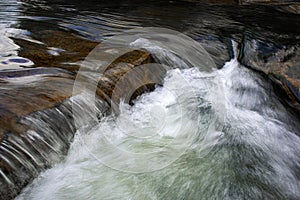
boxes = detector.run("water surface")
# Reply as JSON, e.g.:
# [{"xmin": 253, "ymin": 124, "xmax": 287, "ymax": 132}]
[{"xmin": 0, "ymin": 0, "xmax": 300, "ymax": 199}]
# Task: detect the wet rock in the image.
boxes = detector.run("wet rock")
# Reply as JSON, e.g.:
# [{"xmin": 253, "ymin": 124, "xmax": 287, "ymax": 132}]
[
  {"xmin": 0, "ymin": 67, "xmax": 73, "ymax": 78},
  {"xmin": 39, "ymin": 30, "xmax": 99, "ymax": 53},
  {"xmin": 108, "ymin": 49, "xmax": 154, "ymax": 69},
  {"xmin": 0, "ymin": 67, "xmax": 77, "ymax": 199},
  {"xmin": 0, "ymin": 70, "xmax": 75, "ymax": 131},
  {"xmin": 276, "ymin": 3, "xmax": 300, "ymax": 14},
  {"xmin": 239, "ymin": 36, "xmax": 300, "ymax": 111},
  {"xmin": 0, "ymin": 47, "xmax": 155, "ymax": 199},
  {"xmin": 14, "ymin": 30, "xmax": 99, "ymax": 72},
  {"xmin": 238, "ymin": 1, "xmax": 300, "ymax": 15},
  {"xmin": 198, "ymin": 39, "xmax": 231, "ymax": 68},
  {"xmin": 97, "ymin": 49, "xmax": 155, "ymax": 104}
]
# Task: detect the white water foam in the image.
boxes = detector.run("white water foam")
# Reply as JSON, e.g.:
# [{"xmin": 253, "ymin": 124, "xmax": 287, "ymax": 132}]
[{"xmin": 16, "ymin": 43, "xmax": 300, "ymax": 200}]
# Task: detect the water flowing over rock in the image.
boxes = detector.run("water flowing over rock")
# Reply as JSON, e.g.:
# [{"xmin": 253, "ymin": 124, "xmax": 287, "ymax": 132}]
[
  {"xmin": 0, "ymin": 35, "xmax": 155, "ymax": 199},
  {"xmin": 0, "ymin": 0, "xmax": 300, "ymax": 199},
  {"xmin": 239, "ymin": 36, "xmax": 300, "ymax": 111}
]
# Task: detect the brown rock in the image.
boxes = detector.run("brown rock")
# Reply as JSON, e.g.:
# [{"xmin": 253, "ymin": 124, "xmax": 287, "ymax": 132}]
[
  {"xmin": 240, "ymin": 38, "xmax": 300, "ymax": 111},
  {"xmin": 0, "ymin": 44, "xmax": 156, "ymax": 199},
  {"xmin": 0, "ymin": 72, "xmax": 75, "ymax": 133},
  {"xmin": 108, "ymin": 49, "xmax": 155, "ymax": 69},
  {"xmin": 1, "ymin": 28, "xmax": 158, "ymax": 200},
  {"xmin": 96, "ymin": 50, "xmax": 155, "ymax": 105},
  {"xmin": 14, "ymin": 30, "xmax": 99, "ymax": 72}
]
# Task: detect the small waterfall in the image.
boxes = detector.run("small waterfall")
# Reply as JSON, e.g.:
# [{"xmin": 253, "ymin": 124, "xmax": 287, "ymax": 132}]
[
  {"xmin": 0, "ymin": 0, "xmax": 299, "ymax": 199},
  {"xmin": 0, "ymin": 90, "xmax": 108, "ymax": 199},
  {"xmin": 15, "ymin": 40, "xmax": 300, "ymax": 200}
]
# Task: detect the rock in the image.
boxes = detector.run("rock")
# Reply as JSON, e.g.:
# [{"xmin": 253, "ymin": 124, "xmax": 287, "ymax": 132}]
[
  {"xmin": 0, "ymin": 45, "xmax": 155, "ymax": 199},
  {"xmin": 97, "ymin": 50, "xmax": 156, "ymax": 104},
  {"xmin": 198, "ymin": 39, "xmax": 231, "ymax": 68},
  {"xmin": 276, "ymin": 4, "xmax": 300, "ymax": 14},
  {"xmin": 0, "ymin": 68, "xmax": 77, "ymax": 199},
  {"xmin": 14, "ymin": 30, "xmax": 99, "ymax": 72},
  {"xmin": 238, "ymin": 1, "xmax": 300, "ymax": 15},
  {"xmin": 239, "ymin": 36, "xmax": 300, "ymax": 111},
  {"xmin": 0, "ymin": 69, "xmax": 75, "ymax": 131}
]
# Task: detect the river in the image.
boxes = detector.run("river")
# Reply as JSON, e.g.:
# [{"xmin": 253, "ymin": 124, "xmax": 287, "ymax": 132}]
[{"xmin": 0, "ymin": 0, "xmax": 300, "ymax": 200}]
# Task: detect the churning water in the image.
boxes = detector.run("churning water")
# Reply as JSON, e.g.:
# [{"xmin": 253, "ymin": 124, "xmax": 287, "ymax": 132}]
[
  {"xmin": 0, "ymin": 1, "xmax": 299, "ymax": 199},
  {"xmin": 15, "ymin": 42, "xmax": 300, "ymax": 200}
]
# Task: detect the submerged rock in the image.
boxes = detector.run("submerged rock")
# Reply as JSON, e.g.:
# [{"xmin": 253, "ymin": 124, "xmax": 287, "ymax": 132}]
[{"xmin": 14, "ymin": 30, "xmax": 99, "ymax": 72}]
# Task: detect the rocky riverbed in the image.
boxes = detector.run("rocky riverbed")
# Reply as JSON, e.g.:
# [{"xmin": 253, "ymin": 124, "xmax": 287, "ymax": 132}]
[{"xmin": 0, "ymin": 0, "xmax": 299, "ymax": 199}]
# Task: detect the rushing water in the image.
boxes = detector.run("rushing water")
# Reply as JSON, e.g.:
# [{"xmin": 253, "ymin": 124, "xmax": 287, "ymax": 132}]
[
  {"xmin": 0, "ymin": 0, "xmax": 300, "ymax": 199},
  {"xmin": 15, "ymin": 42, "xmax": 300, "ymax": 199}
]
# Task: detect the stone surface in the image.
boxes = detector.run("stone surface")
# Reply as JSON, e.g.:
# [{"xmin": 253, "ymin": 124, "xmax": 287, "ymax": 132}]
[
  {"xmin": 0, "ymin": 69, "xmax": 75, "ymax": 133},
  {"xmin": 239, "ymin": 36, "xmax": 300, "ymax": 111},
  {"xmin": 14, "ymin": 30, "xmax": 99, "ymax": 72},
  {"xmin": 98, "ymin": 50, "xmax": 155, "ymax": 102},
  {"xmin": 275, "ymin": 3, "xmax": 300, "ymax": 14},
  {"xmin": 0, "ymin": 34, "xmax": 155, "ymax": 199},
  {"xmin": 0, "ymin": 68, "xmax": 77, "ymax": 199}
]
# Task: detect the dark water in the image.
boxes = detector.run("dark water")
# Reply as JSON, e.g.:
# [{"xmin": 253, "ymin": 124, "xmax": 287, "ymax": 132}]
[
  {"xmin": 2, "ymin": 0, "xmax": 300, "ymax": 56},
  {"xmin": 0, "ymin": 0, "xmax": 300, "ymax": 199},
  {"xmin": 0, "ymin": 0, "xmax": 299, "ymax": 72}
]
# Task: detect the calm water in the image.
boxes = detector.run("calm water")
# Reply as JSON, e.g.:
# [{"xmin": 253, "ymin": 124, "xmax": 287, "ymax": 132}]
[{"xmin": 0, "ymin": 0, "xmax": 300, "ymax": 199}]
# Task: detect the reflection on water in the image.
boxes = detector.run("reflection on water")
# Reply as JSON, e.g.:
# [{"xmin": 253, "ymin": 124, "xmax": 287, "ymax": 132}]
[
  {"xmin": 0, "ymin": 0, "xmax": 21, "ymax": 25},
  {"xmin": 0, "ymin": 0, "xmax": 298, "ymax": 72},
  {"xmin": 0, "ymin": 0, "xmax": 299, "ymax": 71},
  {"xmin": 0, "ymin": 0, "xmax": 34, "ymax": 70}
]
